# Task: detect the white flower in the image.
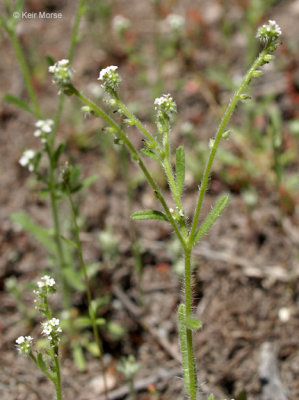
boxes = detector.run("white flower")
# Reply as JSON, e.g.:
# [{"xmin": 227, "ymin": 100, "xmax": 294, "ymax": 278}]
[
  {"xmin": 16, "ymin": 335, "xmax": 33, "ymax": 354},
  {"xmin": 16, "ymin": 336, "xmax": 25, "ymax": 344},
  {"xmin": 112, "ymin": 15, "xmax": 131, "ymax": 34},
  {"xmin": 37, "ymin": 275, "xmax": 56, "ymax": 289},
  {"xmin": 42, "ymin": 318, "xmax": 62, "ymax": 341},
  {"xmin": 165, "ymin": 14, "xmax": 185, "ymax": 33},
  {"xmin": 98, "ymin": 65, "xmax": 121, "ymax": 90},
  {"xmin": 256, "ymin": 20, "xmax": 281, "ymax": 41},
  {"xmin": 154, "ymin": 94, "xmax": 177, "ymax": 117},
  {"xmin": 49, "ymin": 59, "xmax": 72, "ymax": 93},
  {"xmin": 34, "ymin": 119, "xmax": 54, "ymax": 142},
  {"xmin": 19, "ymin": 149, "xmax": 36, "ymax": 172}
]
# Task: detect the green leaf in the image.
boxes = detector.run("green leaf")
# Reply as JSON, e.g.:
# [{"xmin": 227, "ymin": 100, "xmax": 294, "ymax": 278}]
[
  {"xmin": 74, "ymin": 317, "xmax": 92, "ymax": 329},
  {"xmin": 107, "ymin": 321, "xmax": 126, "ymax": 338},
  {"xmin": 192, "ymin": 194, "xmax": 229, "ymax": 246},
  {"xmin": 37, "ymin": 353, "xmax": 53, "ymax": 380},
  {"xmin": 53, "ymin": 142, "xmax": 66, "ymax": 166},
  {"xmin": 208, "ymin": 395, "xmax": 214, "ymax": 400},
  {"xmin": 62, "ymin": 267, "xmax": 85, "ymax": 291},
  {"xmin": 13, "ymin": 0, "xmax": 25, "ymax": 13},
  {"xmin": 45, "ymin": 54, "xmax": 55, "ymax": 66},
  {"xmin": 176, "ymin": 146, "xmax": 185, "ymax": 197},
  {"xmin": 131, "ymin": 209, "xmax": 169, "ymax": 222},
  {"xmin": 3, "ymin": 93, "xmax": 32, "ymax": 113},
  {"xmin": 60, "ymin": 235, "xmax": 78, "ymax": 249},
  {"xmin": 236, "ymin": 390, "xmax": 247, "ymax": 400},
  {"xmin": 84, "ymin": 341, "xmax": 100, "ymax": 356},
  {"xmin": 184, "ymin": 316, "xmax": 202, "ymax": 331},
  {"xmin": 72, "ymin": 342, "xmax": 86, "ymax": 371},
  {"xmin": 141, "ymin": 148, "xmax": 160, "ymax": 162},
  {"xmin": 81, "ymin": 174, "xmax": 98, "ymax": 189},
  {"xmin": 11, "ymin": 212, "xmax": 55, "ymax": 253}
]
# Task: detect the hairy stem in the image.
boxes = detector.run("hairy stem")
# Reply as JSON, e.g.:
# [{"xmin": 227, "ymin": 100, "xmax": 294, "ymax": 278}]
[
  {"xmin": 73, "ymin": 88, "xmax": 186, "ymax": 248},
  {"xmin": 184, "ymin": 247, "xmax": 197, "ymax": 399},
  {"xmin": 54, "ymin": 347, "xmax": 62, "ymax": 400},
  {"xmin": 65, "ymin": 185, "xmax": 108, "ymax": 400},
  {"xmin": 189, "ymin": 48, "xmax": 268, "ymax": 244}
]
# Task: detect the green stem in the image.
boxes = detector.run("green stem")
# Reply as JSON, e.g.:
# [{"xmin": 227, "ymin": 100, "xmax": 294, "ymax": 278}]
[
  {"xmin": 50, "ymin": 0, "xmax": 85, "ymax": 148},
  {"xmin": 184, "ymin": 247, "xmax": 197, "ymax": 400},
  {"xmin": 114, "ymin": 93, "xmax": 159, "ymax": 147},
  {"xmin": 72, "ymin": 88, "xmax": 186, "ymax": 248},
  {"xmin": 54, "ymin": 347, "xmax": 62, "ymax": 400},
  {"xmin": 189, "ymin": 48, "xmax": 268, "ymax": 244},
  {"xmin": 29, "ymin": 352, "xmax": 53, "ymax": 381},
  {"xmin": 47, "ymin": 149, "xmax": 70, "ymax": 309},
  {"xmin": 65, "ymin": 184, "xmax": 109, "ymax": 400},
  {"xmin": 8, "ymin": 28, "xmax": 42, "ymax": 118},
  {"xmin": 46, "ymin": 0, "xmax": 86, "ymax": 307}
]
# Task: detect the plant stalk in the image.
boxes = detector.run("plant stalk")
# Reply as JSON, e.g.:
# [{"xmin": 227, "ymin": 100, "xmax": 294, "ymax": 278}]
[
  {"xmin": 189, "ymin": 48, "xmax": 268, "ymax": 243},
  {"xmin": 65, "ymin": 184, "xmax": 109, "ymax": 400},
  {"xmin": 184, "ymin": 247, "xmax": 197, "ymax": 400}
]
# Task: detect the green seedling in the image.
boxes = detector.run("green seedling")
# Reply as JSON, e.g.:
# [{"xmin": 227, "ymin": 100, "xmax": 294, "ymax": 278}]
[{"xmin": 117, "ymin": 355, "xmax": 141, "ymax": 399}]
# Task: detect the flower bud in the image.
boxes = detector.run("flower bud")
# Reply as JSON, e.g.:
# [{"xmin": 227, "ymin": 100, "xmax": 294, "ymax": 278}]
[
  {"xmin": 154, "ymin": 94, "xmax": 177, "ymax": 119},
  {"xmin": 252, "ymin": 70, "xmax": 263, "ymax": 78},
  {"xmin": 256, "ymin": 20, "xmax": 281, "ymax": 44},
  {"xmin": 49, "ymin": 59, "xmax": 73, "ymax": 95},
  {"xmin": 98, "ymin": 66, "xmax": 121, "ymax": 91}
]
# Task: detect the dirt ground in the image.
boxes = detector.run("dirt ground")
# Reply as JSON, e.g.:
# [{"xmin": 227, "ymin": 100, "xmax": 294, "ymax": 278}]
[{"xmin": 0, "ymin": 1, "xmax": 298, "ymax": 399}]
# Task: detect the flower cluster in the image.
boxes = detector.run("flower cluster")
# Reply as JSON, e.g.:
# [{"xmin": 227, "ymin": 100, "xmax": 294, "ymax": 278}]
[
  {"xmin": 165, "ymin": 14, "xmax": 185, "ymax": 34},
  {"xmin": 112, "ymin": 15, "xmax": 131, "ymax": 35},
  {"xmin": 98, "ymin": 65, "xmax": 121, "ymax": 91},
  {"xmin": 154, "ymin": 94, "xmax": 177, "ymax": 119},
  {"xmin": 16, "ymin": 336, "xmax": 33, "ymax": 355},
  {"xmin": 34, "ymin": 119, "xmax": 54, "ymax": 143},
  {"xmin": 37, "ymin": 275, "xmax": 56, "ymax": 289},
  {"xmin": 41, "ymin": 318, "xmax": 62, "ymax": 342},
  {"xmin": 34, "ymin": 275, "xmax": 56, "ymax": 301},
  {"xmin": 19, "ymin": 149, "xmax": 36, "ymax": 172},
  {"xmin": 49, "ymin": 59, "xmax": 73, "ymax": 94},
  {"xmin": 256, "ymin": 20, "xmax": 281, "ymax": 42},
  {"xmin": 169, "ymin": 206, "xmax": 184, "ymax": 220}
]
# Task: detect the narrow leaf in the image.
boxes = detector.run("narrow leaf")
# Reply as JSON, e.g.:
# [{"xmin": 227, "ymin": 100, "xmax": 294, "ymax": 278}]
[
  {"xmin": 60, "ymin": 235, "xmax": 78, "ymax": 249},
  {"xmin": 141, "ymin": 148, "xmax": 160, "ymax": 162},
  {"xmin": 81, "ymin": 174, "xmax": 98, "ymax": 189},
  {"xmin": 208, "ymin": 395, "xmax": 214, "ymax": 400},
  {"xmin": 74, "ymin": 317, "xmax": 92, "ymax": 329},
  {"xmin": 3, "ymin": 93, "xmax": 32, "ymax": 113},
  {"xmin": 193, "ymin": 194, "xmax": 229, "ymax": 246},
  {"xmin": 53, "ymin": 142, "xmax": 66, "ymax": 165},
  {"xmin": 184, "ymin": 316, "xmax": 202, "ymax": 331},
  {"xmin": 85, "ymin": 341, "xmax": 100, "ymax": 357},
  {"xmin": 11, "ymin": 212, "xmax": 55, "ymax": 253},
  {"xmin": 72, "ymin": 343, "xmax": 86, "ymax": 371},
  {"xmin": 62, "ymin": 267, "xmax": 85, "ymax": 291},
  {"xmin": 176, "ymin": 146, "xmax": 185, "ymax": 197},
  {"xmin": 131, "ymin": 209, "xmax": 169, "ymax": 222},
  {"xmin": 45, "ymin": 54, "xmax": 55, "ymax": 66},
  {"xmin": 37, "ymin": 353, "xmax": 53, "ymax": 380}
]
